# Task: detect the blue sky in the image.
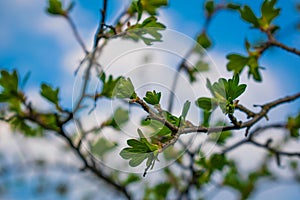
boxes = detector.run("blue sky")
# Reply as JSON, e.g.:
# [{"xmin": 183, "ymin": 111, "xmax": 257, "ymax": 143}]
[{"xmin": 0, "ymin": 0, "xmax": 300, "ymax": 199}]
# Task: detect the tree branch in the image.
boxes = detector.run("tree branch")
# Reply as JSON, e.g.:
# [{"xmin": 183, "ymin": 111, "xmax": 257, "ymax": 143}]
[
  {"xmin": 65, "ymin": 15, "xmax": 89, "ymax": 54},
  {"xmin": 94, "ymin": 0, "xmax": 109, "ymax": 48}
]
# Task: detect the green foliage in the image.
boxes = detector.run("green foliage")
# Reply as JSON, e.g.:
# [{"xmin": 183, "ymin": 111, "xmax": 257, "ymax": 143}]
[
  {"xmin": 186, "ymin": 61, "xmax": 210, "ymax": 83},
  {"xmin": 143, "ymin": 90, "xmax": 161, "ymax": 105},
  {"xmin": 113, "ymin": 77, "xmax": 137, "ymax": 99},
  {"xmin": 196, "ymin": 97, "xmax": 217, "ymax": 111},
  {"xmin": 208, "ymin": 122, "xmax": 232, "ymax": 145},
  {"xmin": 126, "ymin": 16, "xmax": 166, "ymax": 45},
  {"xmin": 196, "ymin": 153, "xmax": 228, "ymax": 184},
  {"xmin": 196, "ymin": 32, "xmax": 212, "ymax": 49},
  {"xmin": 239, "ymin": 5, "xmax": 259, "ymax": 28},
  {"xmin": 205, "ymin": 1, "xmax": 215, "ymax": 15},
  {"xmin": 122, "ymin": 174, "xmax": 141, "ymax": 186},
  {"xmin": 144, "ymin": 182, "xmax": 171, "ymax": 200},
  {"xmin": 226, "ymin": 54, "xmax": 249, "ymax": 74},
  {"xmin": 260, "ymin": 0, "xmax": 280, "ymax": 28},
  {"xmin": 181, "ymin": 100, "xmax": 191, "ymax": 120},
  {"xmin": 223, "ymin": 161, "xmax": 272, "ymax": 199},
  {"xmin": 196, "ymin": 75, "xmax": 247, "ymax": 114},
  {"xmin": 99, "ymin": 73, "xmax": 121, "ymax": 98},
  {"xmin": 10, "ymin": 117, "xmax": 42, "ymax": 136},
  {"xmin": 40, "ymin": 83, "xmax": 60, "ymax": 106},
  {"xmin": 226, "ymin": 54, "xmax": 262, "ymax": 82},
  {"xmin": 210, "ymin": 154, "xmax": 227, "ymax": 170},
  {"xmin": 102, "ymin": 108, "xmax": 129, "ymax": 130},
  {"xmin": 130, "ymin": 0, "xmax": 143, "ymax": 21},
  {"xmin": 141, "ymin": 0, "xmax": 168, "ymax": 15},
  {"xmin": 141, "ymin": 110, "xmax": 181, "ymax": 139},
  {"xmin": 91, "ymin": 137, "xmax": 117, "ymax": 158},
  {"xmin": 47, "ymin": 0, "xmax": 64, "ymax": 15},
  {"xmin": 0, "ymin": 70, "xmax": 20, "ymax": 102},
  {"xmin": 120, "ymin": 129, "xmax": 159, "ymax": 168},
  {"xmin": 287, "ymin": 112, "xmax": 300, "ymax": 138},
  {"xmin": 238, "ymin": 0, "xmax": 280, "ymax": 30},
  {"xmin": 39, "ymin": 113, "xmax": 60, "ymax": 131},
  {"xmin": 102, "ymin": 107, "xmax": 129, "ymax": 130},
  {"xmin": 46, "ymin": 0, "xmax": 74, "ymax": 16}
]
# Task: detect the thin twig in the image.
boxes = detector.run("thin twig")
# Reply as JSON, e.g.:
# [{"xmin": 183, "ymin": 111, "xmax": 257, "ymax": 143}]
[{"xmin": 65, "ymin": 15, "xmax": 89, "ymax": 54}]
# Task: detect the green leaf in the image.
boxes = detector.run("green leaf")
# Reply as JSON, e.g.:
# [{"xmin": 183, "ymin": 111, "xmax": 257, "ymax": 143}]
[
  {"xmin": 11, "ymin": 117, "xmax": 42, "ymax": 137},
  {"xmin": 202, "ymin": 110, "xmax": 211, "ymax": 127},
  {"xmin": 247, "ymin": 56, "xmax": 262, "ymax": 82},
  {"xmin": 114, "ymin": 77, "xmax": 136, "ymax": 99},
  {"xmin": 131, "ymin": 0, "xmax": 143, "ymax": 22},
  {"xmin": 129, "ymin": 153, "xmax": 149, "ymax": 167},
  {"xmin": 141, "ymin": 0, "xmax": 168, "ymax": 15},
  {"xmin": 196, "ymin": 97, "xmax": 216, "ymax": 111},
  {"xmin": 122, "ymin": 174, "xmax": 141, "ymax": 185},
  {"xmin": 287, "ymin": 112, "xmax": 300, "ymax": 138},
  {"xmin": 143, "ymin": 90, "xmax": 161, "ymax": 105},
  {"xmin": 46, "ymin": 0, "xmax": 65, "ymax": 16},
  {"xmin": 209, "ymin": 122, "xmax": 232, "ymax": 145},
  {"xmin": 138, "ymin": 129, "xmax": 159, "ymax": 151},
  {"xmin": 91, "ymin": 137, "xmax": 117, "ymax": 157},
  {"xmin": 181, "ymin": 101, "xmax": 191, "ymax": 119},
  {"xmin": 39, "ymin": 113, "xmax": 59, "ymax": 131},
  {"xmin": 0, "ymin": 70, "xmax": 19, "ymax": 102},
  {"xmin": 103, "ymin": 108, "xmax": 129, "ymax": 130},
  {"xmin": 126, "ymin": 16, "xmax": 166, "ymax": 45},
  {"xmin": 99, "ymin": 73, "xmax": 121, "ymax": 98},
  {"xmin": 226, "ymin": 54, "xmax": 249, "ymax": 74},
  {"xmin": 120, "ymin": 129, "xmax": 159, "ymax": 169},
  {"xmin": 227, "ymin": 54, "xmax": 262, "ymax": 82},
  {"xmin": 261, "ymin": 0, "xmax": 280, "ymax": 25},
  {"xmin": 239, "ymin": 5, "xmax": 259, "ymax": 27},
  {"xmin": 210, "ymin": 154, "xmax": 227, "ymax": 170},
  {"xmin": 196, "ymin": 32, "xmax": 212, "ymax": 49},
  {"xmin": 186, "ymin": 61, "xmax": 209, "ymax": 83},
  {"xmin": 151, "ymin": 182, "xmax": 171, "ymax": 199},
  {"xmin": 40, "ymin": 83, "xmax": 59, "ymax": 105},
  {"xmin": 141, "ymin": 118, "xmax": 172, "ymax": 136},
  {"xmin": 205, "ymin": 1, "xmax": 215, "ymax": 15},
  {"xmin": 227, "ymin": 74, "xmax": 247, "ymax": 99},
  {"xmin": 203, "ymin": 75, "xmax": 247, "ymax": 114}
]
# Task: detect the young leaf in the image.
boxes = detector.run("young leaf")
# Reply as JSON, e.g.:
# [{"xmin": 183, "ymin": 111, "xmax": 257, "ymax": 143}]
[
  {"xmin": 226, "ymin": 54, "xmax": 249, "ymax": 74},
  {"xmin": 239, "ymin": 5, "xmax": 259, "ymax": 27},
  {"xmin": 137, "ymin": 129, "xmax": 159, "ymax": 151},
  {"xmin": 202, "ymin": 110, "xmax": 212, "ymax": 127},
  {"xmin": 46, "ymin": 0, "xmax": 65, "ymax": 16},
  {"xmin": 99, "ymin": 73, "xmax": 121, "ymax": 98},
  {"xmin": 131, "ymin": 0, "xmax": 143, "ymax": 22},
  {"xmin": 120, "ymin": 129, "xmax": 159, "ymax": 169},
  {"xmin": 261, "ymin": 0, "xmax": 280, "ymax": 25},
  {"xmin": 196, "ymin": 97, "xmax": 215, "ymax": 111},
  {"xmin": 103, "ymin": 108, "xmax": 129, "ymax": 130},
  {"xmin": 0, "ymin": 70, "xmax": 19, "ymax": 102},
  {"xmin": 196, "ymin": 32, "xmax": 212, "ymax": 49},
  {"xmin": 181, "ymin": 101, "xmax": 191, "ymax": 119},
  {"xmin": 40, "ymin": 83, "xmax": 59, "ymax": 105},
  {"xmin": 91, "ymin": 137, "xmax": 117, "ymax": 157},
  {"xmin": 140, "ymin": 0, "xmax": 168, "ymax": 15},
  {"xmin": 205, "ymin": 0, "xmax": 215, "ymax": 15},
  {"xmin": 143, "ymin": 90, "xmax": 161, "ymax": 105},
  {"xmin": 247, "ymin": 56, "xmax": 262, "ymax": 82},
  {"xmin": 287, "ymin": 112, "xmax": 300, "ymax": 138},
  {"xmin": 210, "ymin": 154, "xmax": 227, "ymax": 170},
  {"xmin": 114, "ymin": 77, "xmax": 137, "ymax": 99},
  {"xmin": 126, "ymin": 16, "xmax": 166, "ymax": 45}
]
